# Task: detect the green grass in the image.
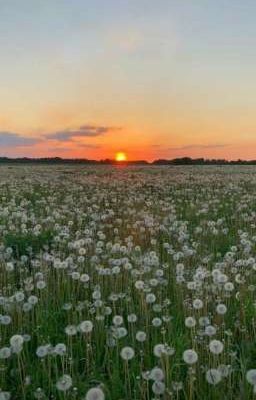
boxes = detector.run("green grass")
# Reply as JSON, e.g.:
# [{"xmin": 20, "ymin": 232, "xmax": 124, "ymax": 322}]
[{"xmin": 0, "ymin": 165, "xmax": 255, "ymax": 399}]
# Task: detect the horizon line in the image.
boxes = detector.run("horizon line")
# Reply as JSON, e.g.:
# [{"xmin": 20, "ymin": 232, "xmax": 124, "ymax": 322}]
[{"xmin": 0, "ymin": 156, "xmax": 256, "ymax": 165}]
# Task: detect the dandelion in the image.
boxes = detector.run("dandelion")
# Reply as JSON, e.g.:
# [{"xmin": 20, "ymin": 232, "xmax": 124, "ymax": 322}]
[
  {"xmin": 152, "ymin": 381, "xmax": 165, "ymax": 395},
  {"xmin": 80, "ymin": 273, "xmax": 90, "ymax": 283},
  {"xmin": 246, "ymin": 369, "xmax": 256, "ymax": 386},
  {"xmin": 135, "ymin": 331, "xmax": 147, "ymax": 342},
  {"xmin": 224, "ymin": 282, "xmax": 234, "ymax": 291},
  {"xmin": 209, "ymin": 340, "xmax": 224, "ymax": 355},
  {"xmin": 185, "ymin": 316, "xmax": 196, "ymax": 328},
  {"xmin": 152, "ymin": 317, "xmax": 162, "ymax": 327},
  {"xmin": 10, "ymin": 335, "xmax": 24, "ymax": 352},
  {"xmin": 14, "ymin": 291, "xmax": 25, "ymax": 302},
  {"xmin": 65, "ymin": 325, "xmax": 77, "ymax": 336},
  {"xmin": 56, "ymin": 374, "xmax": 72, "ymax": 392},
  {"xmin": 36, "ymin": 280, "xmax": 46, "ymax": 290},
  {"xmin": 205, "ymin": 325, "xmax": 217, "ymax": 336},
  {"xmin": 5, "ymin": 262, "xmax": 14, "ymax": 272},
  {"xmin": 135, "ymin": 280, "xmax": 144, "ymax": 290},
  {"xmin": 0, "ymin": 391, "xmax": 11, "ymax": 400},
  {"xmin": 218, "ymin": 364, "xmax": 230, "ymax": 377},
  {"xmin": 79, "ymin": 320, "xmax": 93, "ymax": 333},
  {"xmin": 206, "ymin": 369, "xmax": 222, "ymax": 385},
  {"xmin": 120, "ymin": 346, "xmax": 135, "ymax": 361},
  {"xmin": 85, "ymin": 387, "xmax": 105, "ymax": 400},
  {"xmin": 216, "ymin": 304, "xmax": 227, "ymax": 315},
  {"xmin": 150, "ymin": 367, "xmax": 165, "ymax": 381},
  {"xmin": 183, "ymin": 349, "xmax": 198, "ymax": 365},
  {"xmin": 115, "ymin": 327, "xmax": 128, "ymax": 338},
  {"xmin": 199, "ymin": 316, "xmax": 210, "ymax": 327},
  {"xmin": 28, "ymin": 295, "xmax": 38, "ymax": 305},
  {"xmin": 193, "ymin": 299, "xmax": 203, "ymax": 310},
  {"xmin": 146, "ymin": 293, "xmax": 156, "ymax": 304},
  {"xmin": 113, "ymin": 315, "xmax": 123, "ymax": 326},
  {"xmin": 0, "ymin": 347, "xmax": 11, "ymax": 359},
  {"xmin": 1, "ymin": 316, "xmax": 11, "ymax": 325},
  {"xmin": 23, "ymin": 303, "xmax": 32, "ymax": 312},
  {"xmin": 153, "ymin": 344, "xmax": 166, "ymax": 357},
  {"xmin": 36, "ymin": 345, "xmax": 50, "ymax": 358},
  {"xmin": 54, "ymin": 343, "xmax": 67, "ymax": 356}
]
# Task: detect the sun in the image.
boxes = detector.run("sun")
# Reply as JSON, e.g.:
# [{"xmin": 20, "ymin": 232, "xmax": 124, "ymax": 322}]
[{"xmin": 115, "ymin": 151, "xmax": 127, "ymax": 162}]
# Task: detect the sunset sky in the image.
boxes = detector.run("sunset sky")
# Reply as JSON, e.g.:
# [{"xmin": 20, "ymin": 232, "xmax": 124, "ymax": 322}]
[{"xmin": 0, "ymin": 1, "xmax": 256, "ymax": 160}]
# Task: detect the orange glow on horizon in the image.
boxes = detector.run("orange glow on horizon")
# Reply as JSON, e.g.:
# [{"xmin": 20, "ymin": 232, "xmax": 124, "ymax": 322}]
[{"xmin": 115, "ymin": 151, "xmax": 127, "ymax": 162}]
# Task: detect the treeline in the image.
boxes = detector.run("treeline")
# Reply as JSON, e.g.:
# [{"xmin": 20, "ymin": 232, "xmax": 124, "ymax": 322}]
[
  {"xmin": 0, "ymin": 157, "xmax": 148, "ymax": 165},
  {"xmin": 152, "ymin": 157, "xmax": 256, "ymax": 165},
  {"xmin": 0, "ymin": 156, "xmax": 256, "ymax": 165}
]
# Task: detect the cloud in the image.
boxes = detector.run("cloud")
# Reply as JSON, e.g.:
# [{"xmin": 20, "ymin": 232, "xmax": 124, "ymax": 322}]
[
  {"xmin": 169, "ymin": 144, "xmax": 229, "ymax": 150},
  {"xmin": 48, "ymin": 147, "xmax": 72, "ymax": 153},
  {"xmin": 45, "ymin": 124, "xmax": 120, "ymax": 142},
  {"xmin": 78, "ymin": 143, "xmax": 101, "ymax": 149},
  {"xmin": 0, "ymin": 123, "xmax": 117, "ymax": 151},
  {"xmin": 48, "ymin": 143, "xmax": 101, "ymax": 152},
  {"xmin": 0, "ymin": 131, "xmax": 40, "ymax": 147}
]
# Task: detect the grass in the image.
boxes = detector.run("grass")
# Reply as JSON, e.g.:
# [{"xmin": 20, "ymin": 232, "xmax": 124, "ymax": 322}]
[{"xmin": 0, "ymin": 165, "xmax": 255, "ymax": 399}]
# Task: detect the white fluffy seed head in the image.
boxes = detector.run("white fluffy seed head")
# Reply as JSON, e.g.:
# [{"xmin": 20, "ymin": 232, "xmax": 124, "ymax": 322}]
[
  {"xmin": 54, "ymin": 343, "xmax": 67, "ymax": 356},
  {"xmin": 65, "ymin": 325, "xmax": 77, "ymax": 336},
  {"xmin": 36, "ymin": 345, "xmax": 49, "ymax": 358},
  {"xmin": 216, "ymin": 304, "xmax": 227, "ymax": 315},
  {"xmin": 79, "ymin": 320, "xmax": 93, "ymax": 333},
  {"xmin": 85, "ymin": 387, "xmax": 105, "ymax": 400},
  {"xmin": 152, "ymin": 317, "xmax": 162, "ymax": 327},
  {"xmin": 209, "ymin": 340, "xmax": 224, "ymax": 355},
  {"xmin": 120, "ymin": 346, "xmax": 135, "ymax": 361},
  {"xmin": 206, "ymin": 369, "xmax": 222, "ymax": 385},
  {"xmin": 150, "ymin": 367, "xmax": 165, "ymax": 382},
  {"xmin": 0, "ymin": 347, "xmax": 11, "ymax": 359},
  {"xmin": 146, "ymin": 293, "xmax": 156, "ymax": 304},
  {"xmin": 127, "ymin": 314, "xmax": 137, "ymax": 323},
  {"xmin": 246, "ymin": 369, "xmax": 256, "ymax": 386},
  {"xmin": 193, "ymin": 299, "xmax": 203, "ymax": 310},
  {"xmin": 10, "ymin": 334, "xmax": 24, "ymax": 349},
  {"xmin": 205, "ymin": 325, "xmax": 217, "ymax": 336},
  {"xmin": 56, "ymin": 374, "xmax": 72, "ymax": 392},
  {"xmin": 136, "ymin": 331, "xmax": 146, "ymax": 342},
  {"xmin": 153, "ymin": 344, "xmax": 166, "ymax": 357},
  {"xmin": 152, "ymin": 381, "xmax": 165, "ymax": 395},
  {"xmin": 185, "ymin": 316, "xmax": 196, "ymax": 328},
  {"xmin": 183, "ymin": 349, "xmax": 198, "ymax": 365},
  {"xmin": 113, "ymin": 315, "xmax": 123, "ymax": 326}
]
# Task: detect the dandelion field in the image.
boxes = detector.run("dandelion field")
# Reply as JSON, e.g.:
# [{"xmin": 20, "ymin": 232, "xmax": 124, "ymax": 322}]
[{"xmin": 1, "ymin": 165, "xmax": 256, "ymax": 400}]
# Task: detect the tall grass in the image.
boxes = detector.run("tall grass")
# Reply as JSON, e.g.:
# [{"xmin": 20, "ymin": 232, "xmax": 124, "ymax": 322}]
[{"xmin": 0, "ymin": 165, "xmax": 255, "ymax": 399}]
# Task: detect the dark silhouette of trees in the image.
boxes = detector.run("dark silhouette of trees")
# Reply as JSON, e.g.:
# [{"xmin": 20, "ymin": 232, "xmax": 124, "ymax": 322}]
[{"xmin": 0, "ymin": 157, "xmax": 255, "ymax": 165}]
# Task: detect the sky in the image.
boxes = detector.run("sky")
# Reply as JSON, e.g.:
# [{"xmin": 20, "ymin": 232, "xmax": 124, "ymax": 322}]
[{"xmin": 0, "ymin": 0, "xmax": 256, "ymax": 160}]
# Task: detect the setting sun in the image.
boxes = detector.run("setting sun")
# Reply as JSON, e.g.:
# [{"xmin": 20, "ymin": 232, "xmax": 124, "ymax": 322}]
[{"xmin": 115, "ymin": 151, "xmax": 127, "ymax": 162}]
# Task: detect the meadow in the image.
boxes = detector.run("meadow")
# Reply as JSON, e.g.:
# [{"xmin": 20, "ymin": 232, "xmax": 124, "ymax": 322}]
[{"xmin": 0, "ymin": 164, "xmax": 256, "ymax": 400}]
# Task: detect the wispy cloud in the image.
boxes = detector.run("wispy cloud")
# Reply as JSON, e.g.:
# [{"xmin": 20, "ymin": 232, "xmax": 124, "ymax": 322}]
[
  {"xmin": 169, "ymin": 144, "xmax": 229, "ymax": 151},
  {"xmin": 0, "ymin": 123, "xmax": 118, "ymax": 150},
  {"xmin": 48, "ymin": 143, "xmax": 101, "ymax": 152},
  {"xmin": 0, "ymin": 131, "xmax": 41, "ymax": 147},
  {"xmin": 48, "ymin": 147, "xmax": 71, "ymax": 153},
  {"xmin": 45, "ymin": 124, "xmax": 120, "ymax": 142},
  {"xmin": 78, "ymin": 143, "xmax": 101, "ymax": 149}
]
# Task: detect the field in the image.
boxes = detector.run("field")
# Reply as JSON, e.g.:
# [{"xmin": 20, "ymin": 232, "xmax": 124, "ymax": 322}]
[{"xmin": 0, "ymin": 165, "xmax": 256, "ymax": 400}]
